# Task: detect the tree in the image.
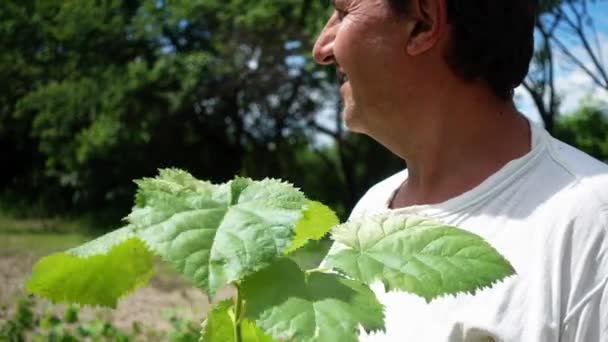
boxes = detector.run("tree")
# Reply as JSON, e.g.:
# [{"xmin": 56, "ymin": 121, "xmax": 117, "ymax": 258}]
[
  {"xmin": 524, "ymin": 0, "xmax": 563, "ymax": 134},
  {"xmin": 524, "ymin": 0, "xmax": 608, "ymax": 133},
  {"xmin": 545, "ymin": 0, "xmax": 608, "ymax": 91},
  {"xmin": 1, "ymin": 0, "xmax": 333, "ymax": 217},
  {"xmin": 554, "ymin": 101, "xmax": 608, "ymax": 161}
]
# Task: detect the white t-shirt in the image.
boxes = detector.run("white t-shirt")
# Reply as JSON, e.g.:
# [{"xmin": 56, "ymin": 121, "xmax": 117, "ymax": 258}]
[{"xmin": 340, "ymin": 122, "xmax": 608, "ymax": 341}]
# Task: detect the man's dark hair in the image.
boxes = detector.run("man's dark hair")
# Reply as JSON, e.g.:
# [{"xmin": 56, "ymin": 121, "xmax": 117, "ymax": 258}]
[{"xmin": 388, "ymin": 0, "xmax": 538, "ymax": 100}]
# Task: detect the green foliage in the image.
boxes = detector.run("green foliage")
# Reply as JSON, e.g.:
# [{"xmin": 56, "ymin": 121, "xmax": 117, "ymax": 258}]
[
  {"xmin": 287, "ymin": 238, "xmax": 333, "ymax": 271},
  {"xmin": 200, "ymin": 301, "xmax": 235, "ymax": 342},
  {"xmin": 25, "ymin": 170, "xmax": 515, "ymax": 341},
  {"xmin": 2, "ymin": 0, "xmax": 604, "ymax": 234},
  {"xmin": 164, "ymin": 310, "xmax": 202, "ymax": 342},
  {"xmin": 327, "ymin": 215, "xmax": 515, "ymax": 302},
  {"xmin": 286, "ymin": 201, "xmax": 339, "ymax": 253},
  {"xmin": 200, "ymin": 300, "xmax": 273, "ymax": 342},
  {"xmin": 554, "ymin": 103, "xmax": 608, "ymax": 162},
  {"xmin": 27, "ymin": 169, "xmax": 312, "ymax": 304},
  {"xmin": 240, "ymin": 320, "xmax": 275, "ymax": 342},
  {"xmin": 0, "ymin": 0, "xmax": 406, "ymax": 236},
  {"xmin": 63, "ymin": 307, "xmax": 78, "ymax": 324},
  {"xmin": 26, "ymin": 236, "xmax": 153, "ymax": 307},
  {"xmin": 0, "ymin": 294, "xmax": 200, "ymax": 342},
  {"xmin": 0, "ymin": 0, "xmax": 401, "ymax": 225},
  {"xmin": 128, "ymin": 169, "xmax": 307, "ymax": 296},
  {"xmin": 0, "ymin": 296, "xmax": 35, "ymax": 341},
  {"xmin": 0, "ymin": 0, "xmax": 331, "ymax": 217},
  {"xmin": 242, "ymin": 258, "xmax": 384, "ymax": 342}
]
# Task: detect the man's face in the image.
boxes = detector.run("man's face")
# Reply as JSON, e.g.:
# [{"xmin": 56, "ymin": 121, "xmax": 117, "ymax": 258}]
[{"xmin": 312, "ymin": 0, "xmax": 410, "ymax": 134}]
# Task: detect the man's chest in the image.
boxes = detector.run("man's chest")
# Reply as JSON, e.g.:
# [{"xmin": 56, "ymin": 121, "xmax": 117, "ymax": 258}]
[{"xmin": 356, "ymin": 214, "xmax": 569, "ymax": 341}]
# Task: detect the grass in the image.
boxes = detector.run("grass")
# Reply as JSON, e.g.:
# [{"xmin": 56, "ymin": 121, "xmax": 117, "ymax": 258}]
[
  {"xmin": 0, "ymin": 210, "xmax": 118, "ymax": 235},
  {"xmin": 0, "ymin": 233, "xmax": 88, "ymax": 257},
  {"xmin": 0, "ymin": 211, "xmax": 101, "ymax": 257}
]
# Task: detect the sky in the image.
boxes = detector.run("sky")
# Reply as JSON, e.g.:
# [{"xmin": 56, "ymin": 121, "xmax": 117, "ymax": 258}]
[{"xmin": 515, "ymin": 0, "xmax": 608, "ymax": 123}]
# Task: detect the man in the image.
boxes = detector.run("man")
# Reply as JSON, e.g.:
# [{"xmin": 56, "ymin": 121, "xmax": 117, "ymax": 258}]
[{"xmin": 313, "ymin": 0, "xmax": 607, "ymax": 341}]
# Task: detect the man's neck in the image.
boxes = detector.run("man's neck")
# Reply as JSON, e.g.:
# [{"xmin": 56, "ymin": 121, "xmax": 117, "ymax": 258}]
[{"xmin": 382, "ymin": 90, "xmax": 531, "ymax": 208}]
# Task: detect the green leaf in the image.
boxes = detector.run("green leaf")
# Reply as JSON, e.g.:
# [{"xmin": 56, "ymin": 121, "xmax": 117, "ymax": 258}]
[
  {"xmin": 288, "ymin": 239, "xmax": 332, "ymax": 270},
  {"xmin": 68, "ymin": 225, "xmax": 137, "ymax": 257},
  {"xmin": 25, "ymin": 234, "xmax": 153, "ymax": 308},
  {"xmin": 200, "ymin": 300, "xmax": 234, "ymax": 342},
  {"xmin": 25, "ymin": 170, "xmax": 314, "ymax": 308},
  {"xmin": 200, "ymin": 300, "xmax": 276, "ymax": 342},
  {"xmin": 242, "ymin": 258, "xmax": 384, "ymax": 342},
  {"xmin": 241, "ymin": 320, "xmax": 276, "ymax": 342},
  {"xmin": 285, "ymin": 200, "xmax": 339, "ymax": 254},
  {"xmin": 326, "ymin": 215, "xmax": 515, "ymax": 302},
  {"xmin": 128, "ymin": 169, "xmax": 307, "ymax": 296}
]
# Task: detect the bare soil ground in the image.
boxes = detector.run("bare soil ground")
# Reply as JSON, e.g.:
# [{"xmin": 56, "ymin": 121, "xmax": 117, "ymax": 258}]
[{"xmin": 0, "ymin": 250, "xmax": 234, "ymax": 333}]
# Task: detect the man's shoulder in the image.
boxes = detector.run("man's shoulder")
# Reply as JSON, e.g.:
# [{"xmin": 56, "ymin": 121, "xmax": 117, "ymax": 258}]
[
  {"xmin": 543, "ymin": 141, "xmax": 608, "ymax": 312},
  {"xmin": 349, "ymin": 170, "xmax": 407, "ymax": 219},
  {"xmin": 366, "ymin": 170, "xmax": 408, "ymax": 197},
  {"xmin": 544, "ymin": 136, "xmax": 608, "ymax": 206},
  {"xmin": 547, "ymin": 135, "xmax": 608, "ymax": 178}
]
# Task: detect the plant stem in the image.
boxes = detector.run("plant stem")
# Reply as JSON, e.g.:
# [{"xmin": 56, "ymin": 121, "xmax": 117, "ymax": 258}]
[
  {"xmin": 305, "ymin": 266, "xmax": 330, "ymax": 274},
  {"xmin": 234, "ymin": 283, "xmax": 243, "ymax": 342}
]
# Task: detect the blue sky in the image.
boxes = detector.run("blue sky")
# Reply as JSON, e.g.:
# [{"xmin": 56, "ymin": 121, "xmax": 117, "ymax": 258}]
[
  {"xmin": 592, "ymin": 1, "xmax": 608, "ymax": 31},
  {"xmin": 515, "ymin": 0, "xmax": 608, "ymax": 123}
]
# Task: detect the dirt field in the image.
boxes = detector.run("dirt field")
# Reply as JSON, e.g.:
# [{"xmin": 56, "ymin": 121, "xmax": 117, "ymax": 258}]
[{"xmin": 0, "ymin": 236, "xmax": 234, "ymax": 333}]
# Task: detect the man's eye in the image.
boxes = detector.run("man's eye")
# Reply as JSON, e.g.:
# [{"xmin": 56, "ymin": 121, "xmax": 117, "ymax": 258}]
[{"xmin": 336, "ymin": 9, "xmax": 347, "ymax": 20}]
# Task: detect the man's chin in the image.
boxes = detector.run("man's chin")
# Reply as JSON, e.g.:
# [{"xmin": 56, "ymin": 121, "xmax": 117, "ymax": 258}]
[
  {"xmin": 339, "ymin": 85, "xmax": 366, "ymax": 132},
  {"xmin": 341, "ymin": 108, "xmax": 365, "ymax": 133}
]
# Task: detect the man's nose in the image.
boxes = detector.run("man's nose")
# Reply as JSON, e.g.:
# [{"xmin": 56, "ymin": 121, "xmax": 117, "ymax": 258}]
[{"xmin": 312, "ymin": 25, "xmax": 335, "ymax": 65}]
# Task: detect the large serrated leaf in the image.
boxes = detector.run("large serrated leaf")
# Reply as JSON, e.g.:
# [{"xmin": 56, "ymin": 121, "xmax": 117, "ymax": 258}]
[
  {"xmin": 201, "ymin": 300, "xmax": 276, "ymax": 342},
  {"xmin": 242, "ymin": 258, "xmax": 384, "ymax": 342},
  {"xmin": 326, "ymin": 215, "xmax": 515, "ymax": 302},
  {"xmin": 285, "ymin": 200, "xmax": 339, "ymax": 254},
  {"xmin": 25, "ymin": 232, "xmax": 153, "ymax": 308},
  {"xmin": 128, "ymin": 169, "xmax": 307, "ymax": 296},
  {"xmin": 25, "ymin": 170, "xmax": 313, "ymax": 308}
]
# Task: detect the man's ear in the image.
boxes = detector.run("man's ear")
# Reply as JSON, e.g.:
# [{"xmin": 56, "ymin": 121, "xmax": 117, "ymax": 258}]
[{"xmin": 405, "ymin": 0, "xmax": 447, "ymax": 56}]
